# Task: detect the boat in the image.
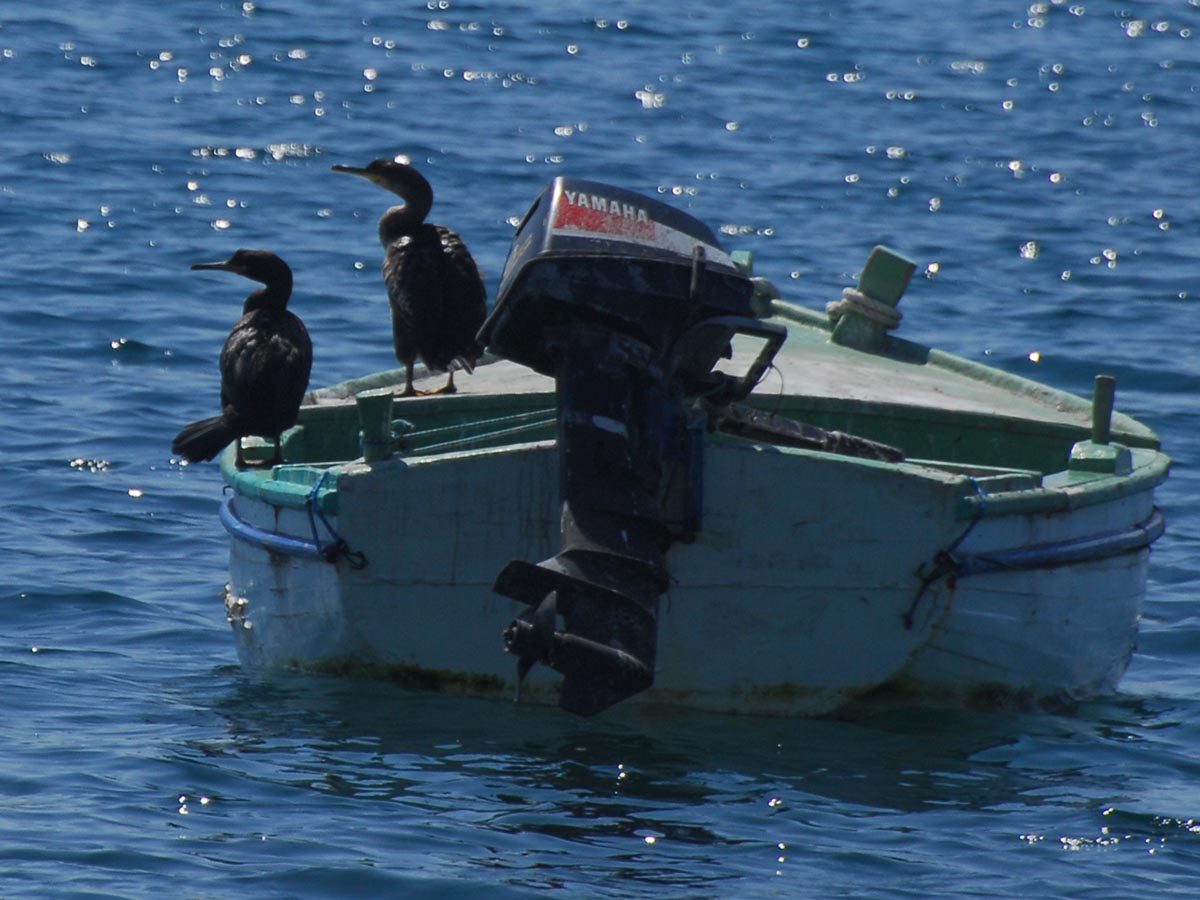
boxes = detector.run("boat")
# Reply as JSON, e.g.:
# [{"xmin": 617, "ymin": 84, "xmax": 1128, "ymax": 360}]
[{"xmin": 211, "ymin": 176, "xmax": 1169, "ymax": 717}]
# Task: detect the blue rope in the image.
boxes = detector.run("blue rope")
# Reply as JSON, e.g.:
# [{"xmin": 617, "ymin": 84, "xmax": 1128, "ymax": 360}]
[
  {"xmin": 903, "ymin": 477, "xmax": 985, "ymax": 630},
  {"xmin": 305, "ymin": 470, "xmax": 366, "ymax": 568}
]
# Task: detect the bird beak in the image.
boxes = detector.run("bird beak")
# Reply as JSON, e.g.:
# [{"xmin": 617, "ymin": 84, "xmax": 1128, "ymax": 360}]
[
  {"xmin": 191, "ymin": 259, "xmax": 238, "ymax": 273},
  {"xmin": 331, "ymin": 164, "xmax": 369, "ymax": 178}
]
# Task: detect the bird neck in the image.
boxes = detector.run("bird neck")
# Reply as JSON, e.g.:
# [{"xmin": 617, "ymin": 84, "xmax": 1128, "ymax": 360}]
[
  {"xmin": 377, "ymin": 172, "xmax": 433, "ymax": 245},
  {"xmin": 243, "ymin": 273, "xmax": 293, "ymax": 315}
]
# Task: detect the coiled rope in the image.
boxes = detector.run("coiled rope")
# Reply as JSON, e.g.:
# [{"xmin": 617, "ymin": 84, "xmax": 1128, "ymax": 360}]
[{"xmin": 826, "ymin": 287, "xmax": 903, "ymax": 330}]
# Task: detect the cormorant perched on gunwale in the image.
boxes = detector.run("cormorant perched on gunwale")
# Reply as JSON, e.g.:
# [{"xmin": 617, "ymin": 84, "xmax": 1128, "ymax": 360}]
[
  {"xmin": 172, "ymin": 249, "xmax": 312, "ymax": 467},
  {"xmin": 331, "ymin": 158, "xmax": 486, "ymax": 397}
]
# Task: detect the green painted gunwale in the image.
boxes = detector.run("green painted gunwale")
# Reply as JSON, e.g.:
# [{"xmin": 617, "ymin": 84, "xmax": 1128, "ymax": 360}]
[{"xmin": 221, "ymin": 296, "xmax": 1168, "ymax": 522}]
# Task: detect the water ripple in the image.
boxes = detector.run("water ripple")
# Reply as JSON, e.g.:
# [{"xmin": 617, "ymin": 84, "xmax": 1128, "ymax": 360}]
[{"xmin": 2, "ymin": 1, "xmax": 1199, "ymax": 897}]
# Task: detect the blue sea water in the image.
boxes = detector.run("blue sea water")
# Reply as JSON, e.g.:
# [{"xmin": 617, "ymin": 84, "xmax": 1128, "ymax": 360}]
[{"xmin": 1, "ymin": 0, "xmax": 1198, "ymax": 896}]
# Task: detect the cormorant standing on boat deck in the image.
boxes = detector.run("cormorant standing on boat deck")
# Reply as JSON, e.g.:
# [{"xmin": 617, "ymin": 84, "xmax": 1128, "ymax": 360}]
[
  {"xmin": 331, "ymin": 158, "xmax": 486, "ymax": 397},
  {"xmin": 172, "ymin": 249, "xmax": 312, "ymax": 467}
]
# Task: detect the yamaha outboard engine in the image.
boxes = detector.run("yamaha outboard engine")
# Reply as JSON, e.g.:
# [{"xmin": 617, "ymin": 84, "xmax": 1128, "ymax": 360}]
[{"xmin": 478, "ymin": 177, "xmax": 785, "ymax": 716}]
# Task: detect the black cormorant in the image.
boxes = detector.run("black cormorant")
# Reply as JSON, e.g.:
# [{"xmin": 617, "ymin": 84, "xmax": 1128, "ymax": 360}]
[
  {"xmin": 331, "ymin": 158, "xmax": 486, "ymax": 397},
  {"xmin": 172, "ymin": 249, "xmax": 313, "ymax": 467}
]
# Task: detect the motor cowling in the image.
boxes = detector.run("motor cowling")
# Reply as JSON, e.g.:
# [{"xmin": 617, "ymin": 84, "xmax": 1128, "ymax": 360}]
[{"xmin": 479, "ymin": 177, "xmax": 784, "ymax": 715}]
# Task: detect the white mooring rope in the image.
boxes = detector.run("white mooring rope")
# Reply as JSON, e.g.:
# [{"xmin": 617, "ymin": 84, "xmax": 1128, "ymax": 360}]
[{"xmin": 825, "ymin": 287, "xmax": 903, "ymax": 330}]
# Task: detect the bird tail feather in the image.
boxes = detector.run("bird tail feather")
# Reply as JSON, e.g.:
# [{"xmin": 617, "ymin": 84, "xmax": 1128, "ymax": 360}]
[{"xmin": 172, "ymin": 416, "xmax": 237, "ymax": 463}]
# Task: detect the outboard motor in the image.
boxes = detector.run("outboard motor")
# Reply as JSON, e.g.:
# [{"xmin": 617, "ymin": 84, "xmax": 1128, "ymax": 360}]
[{"xmin": 478, "ymin": 177, "xmax": 785, "ymax": 716}]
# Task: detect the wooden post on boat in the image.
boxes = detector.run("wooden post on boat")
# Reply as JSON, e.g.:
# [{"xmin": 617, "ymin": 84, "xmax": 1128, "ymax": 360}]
[
  {"xmin": 830, "ymin": 246, "xmax": 916, "ymax": 352},
  {"xmin": 1092, "ymin": 374, "xmax": 1116, "ymax": 445},
  {"xmin": 356, "ymin": 387, "xmax": 396, "ymax": 462},
  {"xmin": 1068, "ymin": 374, "xmax": 1132, "ymax": 475}
]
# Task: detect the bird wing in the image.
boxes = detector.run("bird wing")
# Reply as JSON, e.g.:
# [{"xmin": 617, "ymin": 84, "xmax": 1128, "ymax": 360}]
[
  {"xmin": 381, "ymin": 224, "xmax": 487, "ymax": 373},
  {"xmin": 383, "ymin": 230, "xmax": 443, "ymax": 365},
  {"xmin": 219, "ymin": 311, "xmax": 312, "ymax": 437},
  {"xmin": 433, "ymin": 226, "xmax": 487, "ymax": 369}
]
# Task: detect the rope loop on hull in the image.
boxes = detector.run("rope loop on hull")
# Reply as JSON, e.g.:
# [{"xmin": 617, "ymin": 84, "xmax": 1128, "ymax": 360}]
[
  {"xmin": 826, "ymin": 287, "xmax": 903, "ymax": 330},
  {"xmin": 904, "ymin": 506, "xmax": 1166, "ymax": 630}
]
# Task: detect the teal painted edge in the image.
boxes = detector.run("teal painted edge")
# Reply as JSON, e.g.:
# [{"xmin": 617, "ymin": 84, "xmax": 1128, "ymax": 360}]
[
  {"xmin": 218, "ymin": 296, "xmax": 1170, "ymax": 523},
  {"xmin": 220, "ymin": 447, "xmax": 341, "ymax": 515},
  {"xmin": 217, "ymin": 411, "xmax": 1168, "ymax": 523},
  {"xmin": 957, "ymin": 447, "xmax": 1170, "ymax": 519},
  {"xmin": 711, "ymin": 432, "xmax": 1168, "ymax": 521}
]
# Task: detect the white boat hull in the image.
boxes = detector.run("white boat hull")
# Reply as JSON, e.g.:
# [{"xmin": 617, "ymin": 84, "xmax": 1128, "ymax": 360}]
[{"xmin": 221, "ymin": 436, "xmax": 1163, "ymax": 716}]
